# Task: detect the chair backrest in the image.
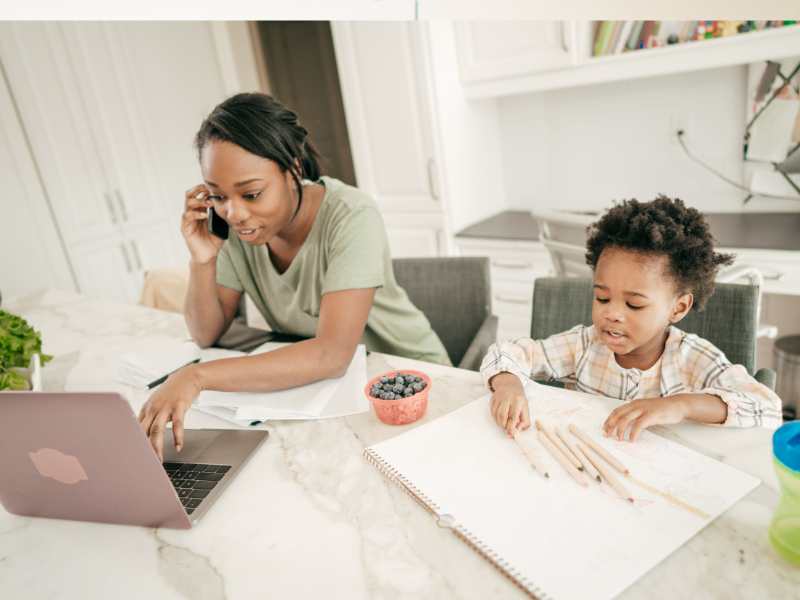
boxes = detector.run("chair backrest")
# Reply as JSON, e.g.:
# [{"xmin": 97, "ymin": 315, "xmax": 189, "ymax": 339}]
[
  {"xmin": 530, "ymin": 277, "xmax": 759, "ymax": 373},
  {"xmin": 392, "ymin": 257, "xmax": 491, "ymax": 367},
  {"xmin": 532, "ymin": 209, "xmax": 595, "ymax": 277}
]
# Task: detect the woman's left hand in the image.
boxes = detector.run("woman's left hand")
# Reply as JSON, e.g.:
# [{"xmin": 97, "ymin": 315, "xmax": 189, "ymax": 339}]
[
  {"xmin": 138, "ymin": 366, "xmax": 202, "ymax": 461},
  {"xmin": 602, "ymin": 396, "xmax": 688, "ymax": 442}
]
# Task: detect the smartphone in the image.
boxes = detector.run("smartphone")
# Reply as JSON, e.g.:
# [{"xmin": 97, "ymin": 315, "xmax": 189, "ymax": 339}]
[{"xmin": 207, "ymin": 206, "xmax": 229, "ymax": 240}]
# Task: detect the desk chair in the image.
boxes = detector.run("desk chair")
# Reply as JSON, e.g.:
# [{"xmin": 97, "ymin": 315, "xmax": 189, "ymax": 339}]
[
  {"xmin": 530, "ymin": 277, "xmax": 776, "ymax": 390},
  {"xmin": 531, "ymin": 209, "xmax": 595, "ymax": 278},
  {"xmin": 392, "ymin": 257, "xmax": 497, "ymax": 371}
]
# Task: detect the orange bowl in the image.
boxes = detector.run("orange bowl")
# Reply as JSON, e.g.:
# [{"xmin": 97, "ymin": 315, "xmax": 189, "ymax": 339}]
[{"xmin": 365, "ymin": 369, "xmax": 431, "ymax": 425}]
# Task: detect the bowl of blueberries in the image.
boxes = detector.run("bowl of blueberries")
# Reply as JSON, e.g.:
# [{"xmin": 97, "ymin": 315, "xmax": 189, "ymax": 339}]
[{"xmin": 365, "ymin": 369, "xmax": 431, "ymax": 425}]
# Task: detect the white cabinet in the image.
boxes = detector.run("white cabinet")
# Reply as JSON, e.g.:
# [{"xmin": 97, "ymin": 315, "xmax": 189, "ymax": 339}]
[
  {"xmin": 0, "ymin": 62, "xmax": 76, "ymax": 297},
  {"xmin": 454, "ymin": 21, "xmax": 576, "ymax": 82},
  {"xmin": 456, "ymin": 21, "xmax": 800, "ymax": 98},
  {"xmin": 332, "ymin": 22, "xmax": 447, "ymax": 258},
  {"xmin": 0, "ymin": 22, "xmax": 229, "ymax": 302},
  {"xmin": 455, "ymin": 237, "xmax": 552, "ymax": 341}
]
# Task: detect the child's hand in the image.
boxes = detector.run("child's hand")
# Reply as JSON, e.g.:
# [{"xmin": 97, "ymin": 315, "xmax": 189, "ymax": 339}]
[
  {"xmin": 489, "ymin": 372, "xmax": 531, "ymax": 437},
  {"xmin": 603, "ymin": 396, "xmax": 689, "ymax": 442}
]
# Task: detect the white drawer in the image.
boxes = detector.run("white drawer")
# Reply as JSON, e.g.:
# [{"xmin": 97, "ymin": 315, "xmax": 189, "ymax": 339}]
[
  {"xmin": 492, "ymin": 281, "xmax": 533, "ymax": 319},
  {"xmin": 498, "ymin": 314, "xmax": 532, "ymax": 342},
  {"xmin": 456, "ymin": 238, "xmax": 552, "ymax": 283}
]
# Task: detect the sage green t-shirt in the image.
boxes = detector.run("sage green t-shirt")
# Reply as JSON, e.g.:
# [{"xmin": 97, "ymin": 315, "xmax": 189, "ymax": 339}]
[{"xmin": 215, "ymin": 176, "xmax": 451, "ymax": 366}]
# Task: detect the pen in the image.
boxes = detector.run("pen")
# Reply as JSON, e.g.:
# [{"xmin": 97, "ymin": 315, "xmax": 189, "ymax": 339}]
[{"xmin": 146, "ymin": 358, "xmax": 201, "ymax": 389}]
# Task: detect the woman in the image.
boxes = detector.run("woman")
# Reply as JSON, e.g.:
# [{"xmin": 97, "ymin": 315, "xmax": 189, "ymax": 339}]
[{"xmin": 139, "ymin": 93, "xmax": 449, "ymax": 459}]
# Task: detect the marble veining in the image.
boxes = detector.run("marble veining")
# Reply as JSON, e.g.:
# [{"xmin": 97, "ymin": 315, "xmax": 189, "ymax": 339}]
[{"xmin": 0, "ymin": 290, "xmax": 797, "ymax": 599}]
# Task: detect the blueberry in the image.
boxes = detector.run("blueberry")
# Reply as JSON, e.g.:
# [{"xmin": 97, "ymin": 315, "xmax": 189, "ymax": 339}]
[
  {"xmin": 393, "ymin": 384, "xmax": 404, "ymax": 394},
  {"xmin": 388, "ymin": 392, "xmax": 397, "ymax": 400},
  {"xmin": 380, "ymin": 376, "xmax": 389, "ymax": 384},
  {"xmin": 396, "ymin": 376, "xmax": 405, "ymax": 386},
  {"xmin": 404, "ymin": 386, "xmax": 414, "ymax": 395},
  {"xmin": 412, "ymin": 382, "xmax": 423, "ymax": 392}
]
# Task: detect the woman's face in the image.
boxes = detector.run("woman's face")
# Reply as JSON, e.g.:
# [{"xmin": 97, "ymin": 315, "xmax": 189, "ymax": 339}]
[{"xmin": 200, "ymin": 139, "xmax": 298, "ymax": 245}]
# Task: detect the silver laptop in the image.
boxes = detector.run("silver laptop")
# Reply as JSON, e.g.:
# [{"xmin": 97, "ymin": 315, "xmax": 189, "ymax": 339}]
[{"xmin": 0, "ymin": 392, "xmax": 268, "ymax": 529}]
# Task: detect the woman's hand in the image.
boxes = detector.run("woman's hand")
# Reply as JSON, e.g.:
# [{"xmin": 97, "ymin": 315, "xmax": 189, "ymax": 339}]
[
  {"xmin": 603, "ymin": 396, "xmax": 689, "ymax": 442},
  {"xmin": 138, "ymin": 366, "xmax": 202, "ymax": 461},
  {"xmin": 182, "ymin": 184, "xmax": 224, "ymax": 265},
  {"xmin": 489, "ymin": 372, "xmax": 531, "ymax": 437}
]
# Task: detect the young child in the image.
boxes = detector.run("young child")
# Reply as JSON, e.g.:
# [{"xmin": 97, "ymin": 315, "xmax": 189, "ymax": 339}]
[{"xmin": 481, "ymin": 196, "xmax": 782, "ymax": 441}]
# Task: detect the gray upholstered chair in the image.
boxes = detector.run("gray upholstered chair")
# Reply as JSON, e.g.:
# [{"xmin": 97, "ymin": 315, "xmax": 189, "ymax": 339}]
[
  {"xmin": 529, "ymin": 277, "xmax": 776, "ymax": 389},
  {"xmin": 392, "ymin": 257, "xmax": 497, "ymax": 371}
]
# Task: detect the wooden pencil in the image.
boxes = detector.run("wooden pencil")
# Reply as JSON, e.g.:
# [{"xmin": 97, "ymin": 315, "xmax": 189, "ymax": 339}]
[
  {"xmin": 512, "ymin": 432, "xmax": 550, "ymax": 479},
  {"xmin": 578, "ymin": 442, "xmax": 634, "ymax": 503},
  {"xmin": 537, "ymin": 430, "xmax": 589, "ymax": 487},
  {"xmin": 560, "ymin": 429, "xmax": 602, "ymax": 483},
  {"xmin": 568, "ymin": 424, "xmax": 630, "ymax": 475},
  {"xmin": 535, "ymin": 419, "xmax": 584, "ymax": 471},
  {"xmin": 626, "ymin": 473, "xmax": 709, "ymax": 519}
]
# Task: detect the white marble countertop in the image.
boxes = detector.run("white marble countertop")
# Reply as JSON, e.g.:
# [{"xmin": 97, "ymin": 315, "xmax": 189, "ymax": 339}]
[{"xmin": 1, "ymin": 290, "xmax": 797, "ymax": 599}]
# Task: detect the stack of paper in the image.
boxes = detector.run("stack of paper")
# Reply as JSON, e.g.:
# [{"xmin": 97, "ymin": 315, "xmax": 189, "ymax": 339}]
[
  {"xmin": 117, "ymin": 340, "xmax": 201, "ymax": 389},
  {"xmin": 193, "ymin": 344, "xmax": 369, "ymax": 425}
]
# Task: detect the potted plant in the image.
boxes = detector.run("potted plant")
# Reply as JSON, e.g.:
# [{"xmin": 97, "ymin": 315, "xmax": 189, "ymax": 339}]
[{"xmin": 0, "ymin": 309, "xmax": 52, "ymax": 391}]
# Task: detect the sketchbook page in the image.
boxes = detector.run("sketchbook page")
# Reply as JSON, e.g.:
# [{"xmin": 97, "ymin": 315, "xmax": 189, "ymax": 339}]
[{"xmin": 367, "ymin": 383, "xmax": 759, "ymax": 600}]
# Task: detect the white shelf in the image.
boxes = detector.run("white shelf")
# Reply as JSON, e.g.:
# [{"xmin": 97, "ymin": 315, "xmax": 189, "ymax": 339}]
[{"xmin": 464, "ymin": 25, "xmax": 800, "ymax": 98}]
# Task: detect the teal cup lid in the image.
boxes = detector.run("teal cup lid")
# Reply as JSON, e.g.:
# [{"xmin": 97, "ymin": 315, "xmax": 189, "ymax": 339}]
[{"xmin": 773, "ymin": 421, "xmax": 800, "ymax": 472}]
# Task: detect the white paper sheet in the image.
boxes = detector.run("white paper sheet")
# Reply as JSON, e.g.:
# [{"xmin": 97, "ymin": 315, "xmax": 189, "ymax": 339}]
[
  {"xmin": 366, "ymin": 381, "xmax": 760, "ymax": 600},
  {"xmin": 116, "ymin": 339, "xmax": 201, "ymax": 388},
  {"xmin": 194, "ymin": 345, "xmax": 369, "ymax": 422}
]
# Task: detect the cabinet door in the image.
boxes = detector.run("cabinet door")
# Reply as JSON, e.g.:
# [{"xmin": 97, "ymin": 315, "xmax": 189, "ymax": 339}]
[
  {"xmin": 0, "ymin": 65, "xmax": 76, "ymax": 297},
  {"xmin": 123, "ymin": 221, "xmax": 185, "ymax": 302},
  {"xmin": 57, "ymin": 23, "xmax": 164, "ymax": 232},
  {"xmin": 332, "ymin": 22, "xmax": 441, "ymax": 213},
  {"xmin": 70, "ymin": 238, "xmax": 138, "ymax": 304},
  {"xmin": 0, "ymin": 22, "xmax": 119, "ymax": 244},
  {"xmin": 454, "ymin": 21, "xmax": 575, "ymax": 82}
]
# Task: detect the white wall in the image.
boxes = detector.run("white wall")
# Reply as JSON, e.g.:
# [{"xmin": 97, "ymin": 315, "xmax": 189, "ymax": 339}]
[
  {"xmin": 426, "ymin": 21, "xmax": 509, "ymax": 234},
  {"xmin": 496, "ymin": 65, "xmax": 800, "ymax": 214}
]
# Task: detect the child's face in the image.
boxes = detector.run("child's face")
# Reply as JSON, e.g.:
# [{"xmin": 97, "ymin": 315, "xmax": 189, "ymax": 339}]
[{"xmin": 592, "ymin": 247, "xmax": 693, "ymax": 360}]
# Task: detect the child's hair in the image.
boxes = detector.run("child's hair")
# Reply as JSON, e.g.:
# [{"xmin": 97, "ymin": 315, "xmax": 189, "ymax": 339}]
[{"xmin": 585, "ymin": 196, "xmax": 734, "ymax": 310}]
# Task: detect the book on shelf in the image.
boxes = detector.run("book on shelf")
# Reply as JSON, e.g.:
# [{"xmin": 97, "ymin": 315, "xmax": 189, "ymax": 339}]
[{"xmin": 591, "ymin": 19, "xmax": 799, "ymax": 57}]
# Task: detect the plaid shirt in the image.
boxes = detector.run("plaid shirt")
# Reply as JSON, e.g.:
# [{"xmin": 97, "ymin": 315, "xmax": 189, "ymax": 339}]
[{"xmin": 480, "ymin": 324, "xmax": 782, "ymax": 428}]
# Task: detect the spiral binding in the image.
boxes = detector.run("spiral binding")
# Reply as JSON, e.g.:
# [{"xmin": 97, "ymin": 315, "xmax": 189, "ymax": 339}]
[{"xmin": 363, "ymin": 448, "xmax": 554, "ymax": 600}]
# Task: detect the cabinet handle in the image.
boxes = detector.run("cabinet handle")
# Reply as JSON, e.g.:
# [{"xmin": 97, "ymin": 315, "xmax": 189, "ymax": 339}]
[
  {"xmin": 130, "ymin": 241, "xmax": 143, "ymax": 270},
  {"xmin": 426, "ymin": 158, "xmax": 439, "ymax": 201},
  {"xmin": 114, "ymin": 189, "xmax": 129, "ymax": 222},
  {"xmin": 761, "ymin": 269, "xmax": 784, "ymax": 281},
  {"xmin": 560, "ymin": 21, "xmax": 570, "ymax": 53},
  {"xmin": 120, "ymin": 243, "xmax": 132, "ymax": 273},
  {"xmin": 494, "ymin": 294, "xmax": 530, "ymax": 305},
  {"xmin": 491, "ymin": 259, "xmax": 533, "ymax": 270},
  {"xmin": 105, "ymin": 193, "xmax": 118, "ymax": 225}
]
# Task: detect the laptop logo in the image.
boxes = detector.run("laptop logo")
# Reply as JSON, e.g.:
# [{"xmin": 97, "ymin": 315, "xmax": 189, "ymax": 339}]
[{"xmin": 28, "ymin": 448, "xmax": 88, "ymax": 485}]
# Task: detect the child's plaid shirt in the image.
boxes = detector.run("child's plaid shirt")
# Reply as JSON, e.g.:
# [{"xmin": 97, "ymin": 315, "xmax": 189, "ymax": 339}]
[{"xmin": 480, "ymin": 324, "xmax": 782, "ymax": 428}]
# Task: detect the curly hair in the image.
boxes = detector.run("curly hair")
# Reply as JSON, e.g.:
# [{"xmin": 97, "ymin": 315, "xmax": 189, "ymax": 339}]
[{"xmin": 585, "ymin": 196, "xmax": 734, "ymax": 311}]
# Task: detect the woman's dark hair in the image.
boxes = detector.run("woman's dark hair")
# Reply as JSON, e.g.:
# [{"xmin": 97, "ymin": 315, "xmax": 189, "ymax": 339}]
[
  {"xmin": 194, "ymin": 93, "xmax": 322, "ymax": 207},
  {"xmin": 585, "ymin": 195, "xmax": 734, "ymax": 311}
]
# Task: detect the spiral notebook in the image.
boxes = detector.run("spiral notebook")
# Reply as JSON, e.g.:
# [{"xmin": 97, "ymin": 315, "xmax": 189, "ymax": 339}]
[{"xmin": 365, "ymin": 384, "xmax": 759, "ymax": 600}]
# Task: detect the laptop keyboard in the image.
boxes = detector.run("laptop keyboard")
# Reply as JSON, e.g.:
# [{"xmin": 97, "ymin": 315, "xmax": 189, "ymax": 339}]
[{"xmin": 163, "ymin": 462, "xmax": 231, "ymax": 515}]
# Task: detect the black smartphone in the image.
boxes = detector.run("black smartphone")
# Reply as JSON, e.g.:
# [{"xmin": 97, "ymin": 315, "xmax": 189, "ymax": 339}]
[{"xmin": 207, "ymin": 206, "xmax": 229, "ymax": 240}]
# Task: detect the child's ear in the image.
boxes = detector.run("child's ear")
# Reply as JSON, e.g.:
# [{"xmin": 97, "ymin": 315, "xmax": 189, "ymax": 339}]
[{"xmin": 669, "ymin": 292, "xmax": 693, "ymax": 324}]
